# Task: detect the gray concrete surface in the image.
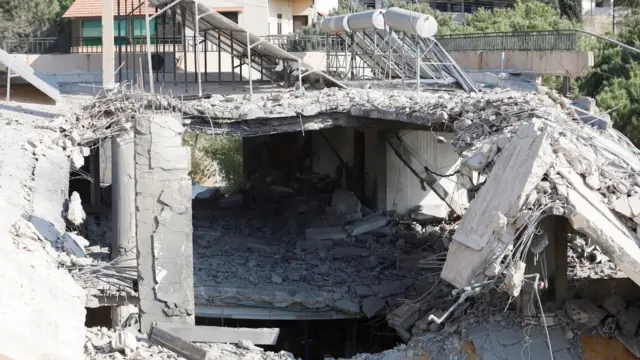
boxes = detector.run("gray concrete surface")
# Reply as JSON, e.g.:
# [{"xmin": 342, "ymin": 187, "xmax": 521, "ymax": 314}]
[{"xmin": 135, "ymin": 113, "xmax": 195, "ymax": 333}]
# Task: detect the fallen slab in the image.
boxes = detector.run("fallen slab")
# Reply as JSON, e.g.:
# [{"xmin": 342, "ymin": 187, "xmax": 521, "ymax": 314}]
[
  {"xmin": 155, "ymin": 323, "xmax": 280, "ymax": 345},
  {"xmin": 441, "ymin": 122, "xmax": 553, "ymax": 287},
  {"xmin": 149, "ymin": 325, "xmax": 207, "ymax": 360}
]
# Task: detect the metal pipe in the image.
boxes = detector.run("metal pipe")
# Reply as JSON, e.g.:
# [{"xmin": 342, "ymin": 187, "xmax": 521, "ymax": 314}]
[
  {"xmin": 194, "ymin": 1, "xmax": 201, "ymax": 97},
  {"xmin": 131, "ymin": 0, "xmax": 136, "ymax": 83},
  {"xmin": 145, "ymin": 0, "xmax": 153, "ymax": 93},
  {"xmin": 172, "ymin": 7, "xmax": 176, "ymax": 85},
  {"xmin": 6, "ymin": 69, "xmax": 10, "ymax": 102},
  {"xmin": 247, "ymin": 32, "xmax": 252, "ymax": 94},
  {"xmin": 181, "ymin": 5, "xmax": 187, "ymax": 91},
  {"xmin": 149, "ymin": 0, "xmax": 181, "ymax": 20},
  {"xmin": 297, "ymin": 59, "xmax": 302, "ymax": 89},
  {"xmin": 117, "ymin": 0, "xmax": 122, "ymax": 83},
  {"xmin": 204, "ymin": 31, "xmax": 208, "ymax": 82},
  {"xmin": 231, "ymin": 31, "xmax": 235, "ymax": 84},
  {"xmin": 416, "ymin": 39, "xmax": 420, "ymax": 93},
  {"xmin": 217, "ymin": 30, "xmax": 221, "ymax": 84}
]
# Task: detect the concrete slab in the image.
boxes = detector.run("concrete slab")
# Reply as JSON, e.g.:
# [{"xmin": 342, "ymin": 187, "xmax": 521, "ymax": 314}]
[{"xmin": 155, "ymin": 324, "xmax": 280, "ymax": 345}]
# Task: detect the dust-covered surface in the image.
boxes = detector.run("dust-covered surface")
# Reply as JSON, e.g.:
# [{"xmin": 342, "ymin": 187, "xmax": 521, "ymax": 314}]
[
  {"xmin": 192, "ymin": 187, "xmax": 452, "ymax": 315},
  {"xmin": 0, "ymin": 91, "xmax": 91, "ymax": 360},
  {"xmin": 85, "ymin": 327, "xmax": 297, "ymax": 360}
]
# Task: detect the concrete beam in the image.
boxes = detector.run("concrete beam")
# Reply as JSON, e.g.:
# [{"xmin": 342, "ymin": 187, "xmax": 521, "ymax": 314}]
[
  {"xmin": 155, "ymin": 324, "xmax": 280, "ymax": 345},
  {"xmin": 449, "ymin": 51, "xmax": 594, "ymax": 77}
]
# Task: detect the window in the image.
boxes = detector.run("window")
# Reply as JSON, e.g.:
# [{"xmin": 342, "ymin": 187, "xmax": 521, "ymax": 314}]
[
  {"xmin": 81, "ymin": 18, "xmax": 157, "ymax": 47},
  {"xmin": 277, "ymin": 13, "xmax": 282, "ymax": 35},
  {"xmin": 293, "ymin": 15, "xmax": 308, "ymax": 31},
  {"xmin": 220, "ymin": 12, "xmax": 239, "ymax": 24}
]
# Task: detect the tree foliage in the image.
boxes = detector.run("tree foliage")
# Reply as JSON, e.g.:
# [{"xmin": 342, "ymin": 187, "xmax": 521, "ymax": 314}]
[
  {"xmin": 298, "ymin": 0, "xmax": 575, "ymax": 37},
  {"xmin": 0, "ymin": 0, "xmax": 60, "ymax": 39},
  {"xmin": 460, "ymin": 0, "xmax": 576, "ymax": 33},
  {"xmin": 579, "ymin": 16, "xmax": 640, "ymax": 145},
  {"xmin": 558, "ymin": 0, "xmax": 582, "ymax": 22}
]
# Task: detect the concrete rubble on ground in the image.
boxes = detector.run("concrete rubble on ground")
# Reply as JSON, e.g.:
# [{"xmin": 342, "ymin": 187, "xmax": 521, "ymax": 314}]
[
  {"xmin": 84, "ymin": 327, "xmax": 296, "ymax": 360},
  {"xmin": 193, "ymin": 185, "xmax": 454, "ymax": 316},
  {"xmin": 5, "ymin": 81, "xmax": 640, "ymax": 360},
  {"xmin": 440, "ymin": 86, "xmax": 640, "ymax": 289}
]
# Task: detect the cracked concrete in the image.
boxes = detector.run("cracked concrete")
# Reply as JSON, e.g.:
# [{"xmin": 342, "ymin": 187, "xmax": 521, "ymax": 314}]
[{"xmin": 135, "ymin": 114, "xmax": 194, "ymax": 333}]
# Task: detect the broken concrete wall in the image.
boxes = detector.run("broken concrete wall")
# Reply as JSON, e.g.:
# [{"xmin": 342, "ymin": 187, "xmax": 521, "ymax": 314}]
[
  {"xmin": 386, "ymin": 131, "xmax": 468, "ymax": 217},
  {"xmin": 0, "ymin": 122, "xmax": 85, "ymax": 360},
  {"xmin": 135, "ymin": 113, "xmax": 195, "ymax": 334}
]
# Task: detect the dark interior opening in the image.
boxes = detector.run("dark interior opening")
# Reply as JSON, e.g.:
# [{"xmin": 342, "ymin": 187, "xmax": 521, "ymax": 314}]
[
  {"xmin": 195, "ymin": 317, "xmax": 403, "ymax": 360},
  {"xmin": 85, "ymin": 307, "xmax": 112, "ymax": 328}
]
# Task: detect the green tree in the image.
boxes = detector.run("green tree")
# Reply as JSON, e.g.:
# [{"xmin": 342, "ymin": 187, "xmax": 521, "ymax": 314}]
[
  {"xmin": 579, "ymin": 16, "xmax": 640, "ymax": 145},
  {"xmin": 595, "ymin": 66, "xmax": 640, "ymax": 144},
  {"xmin": 0, "ymin": 0, "xmax": 60, "ymax": 40},
  {"xmin": 558, "ymin": 0, "xmax": 582, "ymax": 22},
  {"xmin": 461, "ymin": 0, "xmax": 575, "ymax": 33}
]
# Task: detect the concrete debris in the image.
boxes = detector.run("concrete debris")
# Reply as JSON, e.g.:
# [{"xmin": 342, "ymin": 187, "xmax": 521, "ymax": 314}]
[
  {"xmin": 85, "ymin": 327, "xmax": 295, "ymax": 360},
  {"xmin": 438, "ymin": 86, "xmax": 640, "ymax": 289},
  {"xmin": 193, "ymin": 181, "xmax": 449, "ymax": 315},
  {"xmin": 67, "ymin": 191, "xmax": 87, "ymax": 226},
  {"xmin": 565, "ymin": 299, "xmax": 607, "ymax": 327},
  {"xmin": 63, "ymin": 231, "xmax": 89, "ymax": 258}
]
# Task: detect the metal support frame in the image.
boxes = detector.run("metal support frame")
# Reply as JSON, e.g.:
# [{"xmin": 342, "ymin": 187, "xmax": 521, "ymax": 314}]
[
  {"xmin": 246, "ymin": 32, "xmax": 264, "ymax": 95},
  {"xmin": 6, "ymin": 69, "xmax": 10, "ymax": 102},
  {"xmin": 193, "ymin": 1, "xmax": 202, "ymax": 96}
]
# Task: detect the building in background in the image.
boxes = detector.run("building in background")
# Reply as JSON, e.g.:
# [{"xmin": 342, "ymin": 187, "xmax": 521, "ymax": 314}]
[{"xmin": 62, "ymin": 0, "xmax": 339, "ymax": 42}]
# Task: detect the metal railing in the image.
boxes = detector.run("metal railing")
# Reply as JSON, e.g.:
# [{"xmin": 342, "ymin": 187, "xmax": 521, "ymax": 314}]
[
  {"xmin": 262, "ymin": 34, "xmax": 348, "ymax": 52},
  {"xmin": 1, "ymin": 30, "xmax": 583, "ymax": 55},
  {"xmin": 1, "ymin": 37, "xmax": 68, "ymax": 54},
  {"xmin": 262, "ymin": 30, "xmax": 581, "ymax": 53},
  {"xmin": 436, "ymin": 30, "xmax": 580, "ymax": 51}
]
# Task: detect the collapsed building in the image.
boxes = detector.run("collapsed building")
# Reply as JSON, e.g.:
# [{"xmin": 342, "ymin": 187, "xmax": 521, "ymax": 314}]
[{"xmin": 2, "ymin": 2, "xmax": 640, "ymax": 360}]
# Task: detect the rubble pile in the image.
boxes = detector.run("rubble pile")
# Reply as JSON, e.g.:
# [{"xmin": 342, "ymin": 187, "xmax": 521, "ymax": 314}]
[
  {"xmin": 84, "ymin": 327, "xmax": 295, "ymax": 360},
  {"xmin": 440, "ymin": 87, "xmax": 640, "ymax": 292},
  {"xmin": 193, "ymin": 184, "xmax": 453, "ymax": 317}
]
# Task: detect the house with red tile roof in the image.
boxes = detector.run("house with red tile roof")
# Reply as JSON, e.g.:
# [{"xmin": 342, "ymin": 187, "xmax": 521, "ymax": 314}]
[{"xmin": 61, "ymin": 0, "xmax": 335, "ymax": 52}]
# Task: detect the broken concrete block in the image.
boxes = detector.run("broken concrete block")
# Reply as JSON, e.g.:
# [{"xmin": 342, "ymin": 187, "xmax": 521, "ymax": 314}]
[
  {"xmin": 66, "ymin": 191, "xmax": 86, "ymax": 226},
  {"xmin": 613, "ymin": 194, "xmax": 640, "ymax": 220},
  {"xmin": 361, "ymin": 296, "xmax": 386, "ymax": 318},
  {"xmin": 616, "ymin": 307, "xmax": 640, "ymax": 337},
  {"xmin": 602, "ymin": 295, "xmax": 626, "ymax": 315},
  {"xmin": 504, "ymin": 261, "xmax": 526, "ymax": 297},
  {"xmin": 62, "ymin": 232, "xmax": 89, "ymax": 258},
  {"xmin": 334, "ymin": 299, "xmax": 360, "ymax": 314},
  {"xmin": 71, "ymin": 256, "xmax": 93, "ymax": 266},
  {"xmin": 565, "ymin": 299, "xmax": 607, "ymax": 327},
  {"xmin": 218, "ymin": 194, "xmax": 243, "ymax": 208},
  {"xmin": 355, "ymin": 285, "xmax": 374, "ymax": 297},
  {"xmin": 387, "ymin": 302, "xmax": 420, "ymax": 331},
  {"xmin": 330, "ymin": 246, "xmax": 368, "ymax": 259},
  {"xmin": 331, "ymin": 189, "xmax": 361, "ymax": 215},
  {"xmin": 345, "ymin": 215, "xmax": 389, "ymax": 236},
  {"xmin": 111, "ymin": 330, "xmax": 139, "ymax": 355},
  {"xmin": 70, "ymin": 147, "xmax": 85, "ymax": 168},
  {"xmin": 306, "ymin": 227, "xmax": 348, "ymax": 241}
]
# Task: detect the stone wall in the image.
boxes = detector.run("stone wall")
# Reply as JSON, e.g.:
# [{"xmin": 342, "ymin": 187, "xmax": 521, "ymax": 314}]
[{"xmin": 134, "ymin": 113, "xmax": 195, "ymax": 333}]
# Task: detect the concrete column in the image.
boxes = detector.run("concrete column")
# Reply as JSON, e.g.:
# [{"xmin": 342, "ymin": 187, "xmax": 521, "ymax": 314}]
[
  {"xmin": 102, "ymin": 0, "xmax": 115, "ymax": 89},
  {"xmin": 135, "ymin": 114, "xmax": 195, "ymax": 334},
  {"xmin": 111, "ymin": 131, "xmax": 137, "ymax": 328},
  {"xmin": 375, "ymin": 130, "xmax": 387, "ymax": 211},
  {"xmin": 550, "ymin": 217, "xmax": 569, "ymax": 307}
]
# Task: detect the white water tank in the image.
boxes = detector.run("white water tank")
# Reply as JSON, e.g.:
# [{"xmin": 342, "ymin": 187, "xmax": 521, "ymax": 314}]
[
  {"xmin": 383, "ymin": 7, "xmax": 438, "ymax": 38},
  {"xmin": 346, "ymin": 9, "xmax": 386, "ymax": 31},
  {"xmin": 321, "ymin": 15, "xmax": 351, "ymax": 34}
]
